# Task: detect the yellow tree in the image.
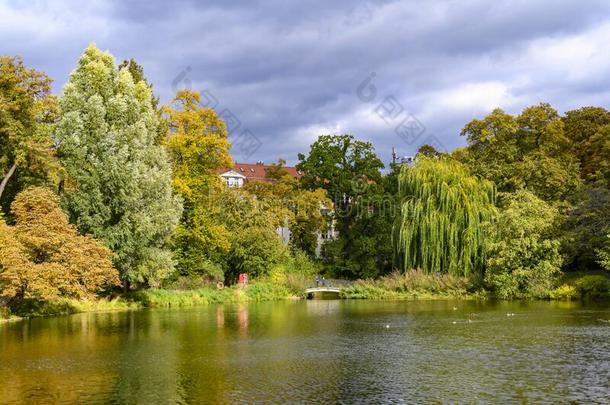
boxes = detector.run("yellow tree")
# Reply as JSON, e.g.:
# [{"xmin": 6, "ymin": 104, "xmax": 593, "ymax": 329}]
[
  {"xmin": 162, "ymin": 90, "xmax": 233, "ymax": 278},
  {"xmin": 0, "ymin": 187, "xmax": 120, "ymax": 306},
  {"xmin": 0, "ymin": 56, "xmax": 59, "ymax": 212},
  {"xmin": 163, "ymin": 90, "xmax": 232, "ymax": 201}
]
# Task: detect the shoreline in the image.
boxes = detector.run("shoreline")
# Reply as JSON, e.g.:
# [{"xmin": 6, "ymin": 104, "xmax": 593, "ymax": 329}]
[{"xmin": 2, "ymin": 272, "xmax": 608, "ymax": 323}]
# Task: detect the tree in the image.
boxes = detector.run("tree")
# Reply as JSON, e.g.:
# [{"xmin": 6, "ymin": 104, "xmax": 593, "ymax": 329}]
[
  {"xmin": 485, "ymin": 190, "xmax": 563, "ymax": 298},
  {"xmin": 244, "ymin": 166, "xmax": 331, "ymax": 258},
  {"xmin": 395, "ymin": 157, "xmax": 496, "ymax": 276},
  {"xmin": 163, "ymin": 90, "xmax": 232, "ymax": 203},
  {"xmin": 0, "ymin": 187, "xmax": 119, "ymax": 307},
  {"xmin": 563, "ymin": 106, "xmax": 610, "ymax": 185},
  {"xmin": 416, "ymin": 144, "xmax": 441, "ymax": 158},
  {"xmin": 213, "ymin": 188, "xmax": 290, "ymax": 282},
  {"xmin": 598, "ymin": 233, "xmax": 610, "ymax": 272},
  {"xmin": 55, "ymin": 44, "xmax": 182, "ymax": 288},
  {"xmin": 458, "ymin": 104, "xmax": 581, "ymax": 203},
  {"xmin": 297, "ymin": 134, "xmax": 386, "ymax": 277},
  {"xmin": 162, "ymin": 90, "xmax": 232, "ymax": 279},
  {"xmin": 563, "ymin": 185, "xmax": 610, "ymax": 270},
  {"xmin": 0, "ymin": 56, "xmax": 59, "ymax": 213}
]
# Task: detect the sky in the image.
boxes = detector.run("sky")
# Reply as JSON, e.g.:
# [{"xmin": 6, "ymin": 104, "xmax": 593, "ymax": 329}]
[{"xmin": 3, "ymin": 0, "xmax": 610, "ymax": 165}]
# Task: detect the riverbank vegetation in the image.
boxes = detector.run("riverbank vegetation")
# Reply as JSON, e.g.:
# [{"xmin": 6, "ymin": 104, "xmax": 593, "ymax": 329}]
[{"xmin": 2, "ymin": 45, "xmax": 610, "ymax": 319}]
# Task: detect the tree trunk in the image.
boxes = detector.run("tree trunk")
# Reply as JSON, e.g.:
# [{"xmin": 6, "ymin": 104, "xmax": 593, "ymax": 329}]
[{"xmin": 0, "ymin": 161, "xmax": 17, "ymax": 200}]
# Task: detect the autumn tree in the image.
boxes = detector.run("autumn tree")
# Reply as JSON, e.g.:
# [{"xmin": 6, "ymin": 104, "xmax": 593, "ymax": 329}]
[
  {"xmin": 0, "ymin": 56, "xmax": 59, "ymax": 213},
  {"xmin": 0, "ymin": 187, "xmax": 119, "ymax": 307},
  {"xmin": 56, "ymin": 44, "xmax": 182, "ymax": 288},
  {"xmin": 162, "ymin": 90, "xmax": 233, "ymax": 279}
]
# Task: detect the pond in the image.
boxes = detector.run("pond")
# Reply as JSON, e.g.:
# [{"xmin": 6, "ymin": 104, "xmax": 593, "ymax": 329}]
[{"xmin": 1, "ymin": 300, "xmax": 610, "ymax": 403}]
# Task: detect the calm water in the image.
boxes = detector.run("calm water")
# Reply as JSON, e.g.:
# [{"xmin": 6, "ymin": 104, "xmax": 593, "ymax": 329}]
[{"xmin": 1, "ymin": 300, "xmax": 610, "ymax": 404}]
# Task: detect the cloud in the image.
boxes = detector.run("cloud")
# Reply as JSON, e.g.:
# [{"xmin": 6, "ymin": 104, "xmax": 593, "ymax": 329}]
[{"xmin": 3, "ymin": 0, "xmax": 610, "ymax": 164}]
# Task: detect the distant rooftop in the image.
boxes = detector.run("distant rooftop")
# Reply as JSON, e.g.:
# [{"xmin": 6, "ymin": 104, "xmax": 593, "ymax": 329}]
[{"xmin": 217, "ymin": 161, "xmax": 303, "ymax": 184}]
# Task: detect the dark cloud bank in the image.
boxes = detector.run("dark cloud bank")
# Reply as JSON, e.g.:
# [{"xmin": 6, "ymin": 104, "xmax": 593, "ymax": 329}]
[{"xmin": 3, "ymin": 0, "xmax": 610, "ymax": 163}]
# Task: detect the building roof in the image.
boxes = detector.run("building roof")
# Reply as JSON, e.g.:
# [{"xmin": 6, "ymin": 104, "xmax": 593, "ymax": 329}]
[{"xmin": 217, "ymin": 162, "xmax": 303, "ymax": 183}]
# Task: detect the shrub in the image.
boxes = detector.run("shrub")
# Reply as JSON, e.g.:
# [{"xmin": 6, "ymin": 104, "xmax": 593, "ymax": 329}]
[
  {"xmin": 550, "ymin": 284, "xmax": 578, "ymax": 300},
  {"xmin": 575, "ymin": 275, "xmax": 610, "ymax": 299}
]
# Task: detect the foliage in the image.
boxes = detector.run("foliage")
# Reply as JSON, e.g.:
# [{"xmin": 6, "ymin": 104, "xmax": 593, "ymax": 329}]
[
  {"xmin": 297, "ymin": 134, "xmax": 389, "ymax": 278},
  {"xmin": 395, "ymin": 156, "xmax": 496, "ymax": 276},
  {"xmin": 163, "ymin": 90, "xmax": 232, "ymax": 202},
  {"xmin": 0, "ymin": 187, "xmax": 119, "ymax": 307},
  {"xmin": 458, "ymin": 104, "xmax": 581, "ymax": 202},
  {"xmin": 228, "ymin": 225, "xmax": 291, "ymax": 281},
  {"xmin": 562, "ymin": 106, "xmax": 610, "ymax": 186},
  {"xmin": 55, "ymin": 44, "xmax": 182, "ymax": 288},
  {"xmin": 0, "ymin": 56, "xmax": 60, "ymax": 213},
  {"xmin": 574, "ymin": 275, "xmax": 610, "ymax": 300},
  {"xmin": 132, "ymin": 282, "xmax": 294, "ymax": 308},
  {"xmin": 597, "ymin": 233, "xmax": 610, "ymax": 271},
  {"xmin": 244, "ymin": 163, "xmax": 331, "ymax": 258},
  {"xmin": 564, "ymin": 185, "xmax": 610, "ymax": 270},
  {"xmin": 162, "ymin": 89, "xmax": 233, "ymax": 279},
  {"xmin": 485, "ymin": 190, "xmax": 563, "ymax": 299}
]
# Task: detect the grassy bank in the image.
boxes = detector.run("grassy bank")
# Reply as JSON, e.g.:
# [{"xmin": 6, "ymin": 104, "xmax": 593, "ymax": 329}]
[
  {"xmin": 340, "ymin": 270, "xmax": 486, "ymax": 300},
  {"xmin": 1, "ymin": 281, "xmax": 300, "ymax": 320},
  {"xmin": 3, "ymin": 272, "xmax": 609, "ymax": 321},
  {"xmin": 131, "ymin": 281, "xmax": 298, "ymax": 308}
]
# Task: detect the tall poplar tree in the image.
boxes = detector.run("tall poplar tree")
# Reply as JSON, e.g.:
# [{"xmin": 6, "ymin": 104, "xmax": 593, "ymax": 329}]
[{"xmin": 56, "ymin": 45, "xmax": 182, "ymax": 288}]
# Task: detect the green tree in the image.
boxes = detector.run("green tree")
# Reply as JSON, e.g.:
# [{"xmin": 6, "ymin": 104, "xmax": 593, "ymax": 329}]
[
  {"xmin": 563, "ymin": 106, "xmax": 610, "ymax": 185},
  {"xmin": 485, "ymin": 190, "xmax": 563, "ymax": 298},
  {"xmin": 598, "ymin": 233, "xmax": 610, "ymax": 272},
  {"xmin": 56, "ymin": 44, "xmax": 182, "ymax": 288},
  {"xmin": 244, "ymin": 166, "xmax": 331, "ymax": 258},
  {"xmin": 395, "ymin": 156, "xmax": 496, "ymax": 276},
  {"xmin": 0, "ymin": 56, "xmax": 59, "ymax": 213},
  {"xmin": 459, "ymin": 104, "xmax": 581, "ymax": 202},
  {"xmin": 297, "ymin": 134, "xmax": 386, "ymax": 278}
]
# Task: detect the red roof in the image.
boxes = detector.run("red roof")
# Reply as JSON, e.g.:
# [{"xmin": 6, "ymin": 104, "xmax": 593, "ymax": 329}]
[{"xmin": 217, "ymin": 162, "xmax": 303, "ymax": 184}]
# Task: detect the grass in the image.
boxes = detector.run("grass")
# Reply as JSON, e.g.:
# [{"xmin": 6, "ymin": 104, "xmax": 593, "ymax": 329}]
[
  {"xmin": 341, "ymin": 270, "xmax": 485, "ymax": 300},
  {"xmin": 132, "ymin": 281, "xmax": 297, "ymax": 308},
  {"xmin": 0, "ymin": 281, "xmax": 300, "ymax": 320}
]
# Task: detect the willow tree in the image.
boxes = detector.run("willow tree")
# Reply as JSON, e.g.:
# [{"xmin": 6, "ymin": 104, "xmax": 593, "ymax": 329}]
[{"xmin": 395, "ymin": 157, "xmax": 496, "ymax": 276}]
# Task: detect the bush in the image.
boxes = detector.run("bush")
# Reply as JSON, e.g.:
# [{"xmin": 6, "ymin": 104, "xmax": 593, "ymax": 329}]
[
  {"xmin": 575, "ymin": 275, "xmax": 610, "ymax": 299},
  {"xmin": 550, "ymin": 284, "xmax": 578, "ymax": 300}
]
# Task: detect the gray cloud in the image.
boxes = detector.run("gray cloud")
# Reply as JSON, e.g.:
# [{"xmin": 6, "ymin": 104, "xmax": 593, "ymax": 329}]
[{"xmin": 3, "ymin": 0, "xmax": 610, "ymax": 164}]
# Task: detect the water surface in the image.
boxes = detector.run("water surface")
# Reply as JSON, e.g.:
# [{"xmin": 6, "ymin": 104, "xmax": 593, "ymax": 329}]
[{"xmin": 1, "ymin": 300, "xmax": 610, "ymax": 403}]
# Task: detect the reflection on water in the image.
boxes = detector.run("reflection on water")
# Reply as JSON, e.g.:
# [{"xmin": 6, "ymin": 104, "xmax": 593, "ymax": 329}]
[{"xmin": 1, "ymin": 300, "xmax": 610, "ymax": 403}]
